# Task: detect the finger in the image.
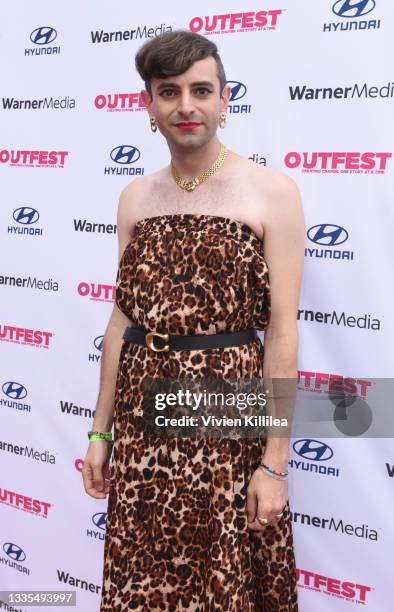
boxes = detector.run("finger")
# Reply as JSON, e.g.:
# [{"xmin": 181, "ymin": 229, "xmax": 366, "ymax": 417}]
[
  {"xmin": 274, "ymin": 509, "xmax": 285, "ymax": 521},
  {"xmin": 103, "ymin": 464, "xmax": 112, "ymax": 494},
  {"xmin": 82, "ymin": 463, "xmax": 95, "ymax": 493},
  {"xmin": 270, "ymin": 501, "xmax": 287, "ymax": 523},
  {"xmin": 256, "ymin": 495, "xmax": 271, "ymax": 528},
  {"xmin": 83, "ymin": 464, "xmax": 106, "ymax": 498},
  {"xmin": 92, "ymin": 465, "xmax": 105, "ymax": 492},
  {"xmin": 246, "ymin": 488, "xmax": 257, "ymax": 523},
  {"xmin": 248, "ymin": 520, "xmax": 263, "ymax": 531}
]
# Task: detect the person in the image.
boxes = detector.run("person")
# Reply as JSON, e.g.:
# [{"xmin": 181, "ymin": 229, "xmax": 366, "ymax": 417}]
[{"xmin": 82, "ymin": 29, "xmax": 304, "ymax": 611}]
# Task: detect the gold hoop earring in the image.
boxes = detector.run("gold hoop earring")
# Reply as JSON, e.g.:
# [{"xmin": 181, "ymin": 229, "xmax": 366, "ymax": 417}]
[
  {"xmin": 150, "ymin": 116, "xmax": 157, "ymax": 132},
  {"xmin": 219, "ymin": 111, "xmax": 227, "ymax": 129}
]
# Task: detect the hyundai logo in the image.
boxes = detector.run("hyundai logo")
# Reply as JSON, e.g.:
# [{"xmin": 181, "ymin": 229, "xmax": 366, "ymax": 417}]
[
  {"xmin": 226, "ymin": 81, "xmax": 247, "ymax": 102},
  {"xmin": 2, "ymin": 381, "xmax": 27, "ymax": 400},
  {"xmin": 293, "ymin": 439, "xmax": 334, "ymax": 461},
  {"xmin": 30, "ymin": 27, "xmax": 57, "ymax": 45},
  {"xmin": 3, "ymin": 542, "xmax": 26, "ymax": 562},
  {"xmin": 92, "ymin": 512, "xmax": 107, "ymax": 530},
  {"xmin": 13, "ymin": 207, "xmax": 40, "ymax": 225},
  {"xmin": 332, "ymin": 0, "xmax": 375, "ymax": 18},
  {"xmin": 307, "ymin": 223, "xmax": 348, "ymax": 246},
  {"xmin": 110, "ymin": 145, "xmax": 141, "ymax": 165},
  {"xmin": 94, "ymin": 336, "xmax": 104, "ymax": 352}
]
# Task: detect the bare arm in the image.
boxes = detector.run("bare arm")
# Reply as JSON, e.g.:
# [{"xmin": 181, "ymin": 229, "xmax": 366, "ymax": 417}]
[
  {"xmin": 90, "ymin": 305, "xmax": 131, "ymax": 431},
  {"xmin": 82, "ymin": 179, "xmax": 140, "ymax": 498},
  {"xmin": 90, "ymin": 183, "xmax": 138, "ymax": 431},
  {"xmin": 261, "ymin": 173, "xmax": 305, "ymax": 468},
  {"xmin": 247, "ymin": 171, "xmax": 305, "ymax": 529}
]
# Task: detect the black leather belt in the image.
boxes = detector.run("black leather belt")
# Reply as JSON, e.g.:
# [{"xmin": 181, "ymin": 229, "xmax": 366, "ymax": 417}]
[{"xmin": 122, "ymin": 325, "xmax": 258, "ymax": 352}]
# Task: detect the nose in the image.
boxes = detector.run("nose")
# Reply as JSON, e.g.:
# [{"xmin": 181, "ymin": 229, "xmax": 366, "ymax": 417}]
[{"xmin": 177, "ymin": 91, "xmax": 195, "ymax": 116}]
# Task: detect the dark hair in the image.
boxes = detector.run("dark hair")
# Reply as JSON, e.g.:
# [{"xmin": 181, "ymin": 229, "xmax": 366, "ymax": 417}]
[{"xmin": 135, "ymin": 29, "xmax": 227, "ymax": 98}]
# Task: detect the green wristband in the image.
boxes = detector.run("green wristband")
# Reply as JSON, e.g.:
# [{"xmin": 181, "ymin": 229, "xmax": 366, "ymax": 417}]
[{"xmin": 88, "ymin": 431, "xmax": 113, "ymax": 442}]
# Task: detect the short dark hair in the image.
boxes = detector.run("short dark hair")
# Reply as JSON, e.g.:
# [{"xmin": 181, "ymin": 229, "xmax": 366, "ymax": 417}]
[{"xmin": 135, "ymin": 29, "xmax": 227, "ymax": 98}]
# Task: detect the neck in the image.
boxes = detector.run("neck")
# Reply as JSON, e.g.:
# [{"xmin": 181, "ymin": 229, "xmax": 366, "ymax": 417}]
[{"xmin": 168, "ymin": 137, "xmax": 224, "ymax": 179}]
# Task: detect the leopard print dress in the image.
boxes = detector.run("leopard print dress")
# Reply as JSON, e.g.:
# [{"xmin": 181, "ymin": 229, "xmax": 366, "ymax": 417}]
[{"xmin": 100, "ymin": 214, "xmax": 298, "ymax": 611}]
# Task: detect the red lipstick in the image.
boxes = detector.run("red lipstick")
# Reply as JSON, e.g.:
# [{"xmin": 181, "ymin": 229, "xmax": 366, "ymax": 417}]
[{"xmin": 175, "ymin": 122, "xmax": 201, "ymax": 130}]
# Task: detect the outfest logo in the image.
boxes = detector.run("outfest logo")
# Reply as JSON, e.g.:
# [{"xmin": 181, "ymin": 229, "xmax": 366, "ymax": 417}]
[
  {"xmin": 0, "ymin": 149, "xmax": 69, "ymax": 168},
  {"xmin": 297, "ymin": 372, "xmax": 374, "ymax": 436},
  {"xmin": 296, "ymin": 569, "xmax": 372, "ymax": 604},
  {"xmin": 77, "ymin": 282, "xmax": 116, "ymax": 302},
  {"xmin": 0, "ymin": 487, "xmax": 52, "ymax": 518},
  {"xmin": 188, "ymin": 10, "xmax": 284, "ymax": 34},
  {"xmin": 0, "ymin": 324, "xmax": 53, "ymax": 348},
  {"xmin": 94, "ymin": 93, "xmax": 146, "ymax": 112},
  {"xmin": 284, "ymin": 151, "xmax": 392, "ymax": 174},
  {"xmin": 298, "ymin": 371, "xmax": 372, "ymax": 400}
]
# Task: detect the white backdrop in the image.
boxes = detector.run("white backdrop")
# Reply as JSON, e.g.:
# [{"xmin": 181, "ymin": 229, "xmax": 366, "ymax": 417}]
[{"xmin": 1, "ymin": 1, "xmax": 393, "ymax": 610}]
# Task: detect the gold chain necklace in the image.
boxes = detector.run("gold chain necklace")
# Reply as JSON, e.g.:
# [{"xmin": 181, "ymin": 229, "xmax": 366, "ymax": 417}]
[{"xmin": 171, "ymin": 144, "xmax": 228, "ymax": 192}]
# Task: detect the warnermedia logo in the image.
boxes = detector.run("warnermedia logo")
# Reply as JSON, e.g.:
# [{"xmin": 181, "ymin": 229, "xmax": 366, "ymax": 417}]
[
  {"xmin": 0, "ymin": 440, "xmax": 55, "ymax": 464},
  {"xmin": 290, "ymin": 510, "xmax": 378, "ymax": 541}
]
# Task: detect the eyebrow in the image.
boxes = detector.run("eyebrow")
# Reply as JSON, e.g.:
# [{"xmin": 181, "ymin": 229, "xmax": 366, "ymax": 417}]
[{"xmin": 156, "ymin": 80, "xmax": 215, "ymax": 91}]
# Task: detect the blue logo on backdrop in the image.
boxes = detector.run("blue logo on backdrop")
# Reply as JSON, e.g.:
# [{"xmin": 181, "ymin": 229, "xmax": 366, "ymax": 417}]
[
  {"xmin": 86, "ymin": 512, "xmax": 107, "ymax": 540},
  {"xmin": 307, "ymin": 224, "xmax": 348, "ymax": 246},
  {"xmin": 110, "ymin": 145, "xmax": 141, "ymax": 165},
  {"xmin": 2, "ymin": 382, "xmax": 27, "ymax": 400},
  {"xmin": 104, "ymin": 146, "xmax": 144, "ymax": 176},
  {"xmin": 3, "ymin": 543, "xmax": 26, "ymax": 562},
  {"xmin": 13, "ymin": 207, "xmax": 40, "ymax": 225},
  {"xmin": 305, "ymin": 223, "xmax": 353, "ymax": 260},
  {"xmin": 293, "ymin": 439, "xmax": 334, "ymax": 461},
  {"xmin": 1, "ymin": 381, "xmax": 31, "ymax": 412},
  {"xmin": 30, "ymin": 27, "xmax": 57, "ymax": 45},
  {"xmin": 9, "ymin": 207, "xmax": 42, "ymax": 237},
  {"xmin": 289, "ymin": 439, "xmax": 339, "ymax": 477},
  {"xmin": 92, "ymin": 512, "xmax": 107, "ymax": 530},
  {"xmin": 333, "ymin": 0, "xmax": 375, "ymax": 18},
  {"xmin": 325, "ymin": 0, "xmax": 380, "ymax": 32},
  {"xmin": 88, "ymin": 335, "xmax": 104, "ymax": 363},
  {"xmin": 94, "ymin": 336, "xmax": 104, "ymax": 352},
  {"xmin": 25, "ymin": 27, "xmax": 60, "ymax": 57},
  {"xmin": 227, "ymin": 81, "xmax": 247, "ymax": 102},
  {"xmin": 226, "ymin": 81, "xmax": 251, "ymax": 115}
]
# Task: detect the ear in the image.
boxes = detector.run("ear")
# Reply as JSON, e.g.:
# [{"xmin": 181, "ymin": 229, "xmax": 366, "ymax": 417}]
[
  {"xmin": 220, "ymin": 84, "xmax": 231, "ymax": 111},
  {"xmin": 140, "ymin": 89, "xmax": 152, "ymax": 111}
]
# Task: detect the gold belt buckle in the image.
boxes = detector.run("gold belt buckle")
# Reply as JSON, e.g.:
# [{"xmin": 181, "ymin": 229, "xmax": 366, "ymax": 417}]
[{"xmin": 146, "ymin": 331, "xmax": 170, "ymax": 352}]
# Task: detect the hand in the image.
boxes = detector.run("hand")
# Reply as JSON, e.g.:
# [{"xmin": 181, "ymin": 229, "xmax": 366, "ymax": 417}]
[
  {"xmin": 82, "ymin": 441, "xmax": 113, "ymax": 499},
  {"xmin": 246, "ymin": 467, "xmax": 288, "ymax": 531}
]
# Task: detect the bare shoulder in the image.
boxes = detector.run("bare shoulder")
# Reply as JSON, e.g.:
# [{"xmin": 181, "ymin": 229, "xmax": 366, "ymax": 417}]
[
  {"xmin": 244, "ymin": 158, "xmax": 300, "ymax": 196},
  {"xmin": 247, "ymin": 162, "xmax": 304, "ymax": 222},
  {"xmin": 230, "ymin": 151, "xmax": 301, "ymax": 200},
  {"xmin": 120, "ymin": 167, "xmax": 168, "ymax": 200},
  {"xmin": 119, "ymin": 173, "xmax": 150, "ymax": 203},
  {"xmin": 117, "ymin": 167, "xmax": 168, "ymax": 231}
]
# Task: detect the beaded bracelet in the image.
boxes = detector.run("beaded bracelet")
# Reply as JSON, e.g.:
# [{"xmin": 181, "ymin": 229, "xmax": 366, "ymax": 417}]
[
  {"xmin": 260, "ymin": 462, "xmax": 288, "ymax": 477},
  {"xmin": 88, "ymin": 431, "xmax": 113, "ymax": 442},
  {"xmin": 259, "ymin": 463, "xmax": 288, "ymax": 481},
  {"xmin": 259, "ymin": 466, "xmax": 288, "ymax": 481}
]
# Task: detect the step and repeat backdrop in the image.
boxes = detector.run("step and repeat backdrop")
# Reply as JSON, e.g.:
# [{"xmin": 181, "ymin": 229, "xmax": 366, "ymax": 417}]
[{"xmin": 1, "ymin": 1, "xmax": 393, "ymax": 610}]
